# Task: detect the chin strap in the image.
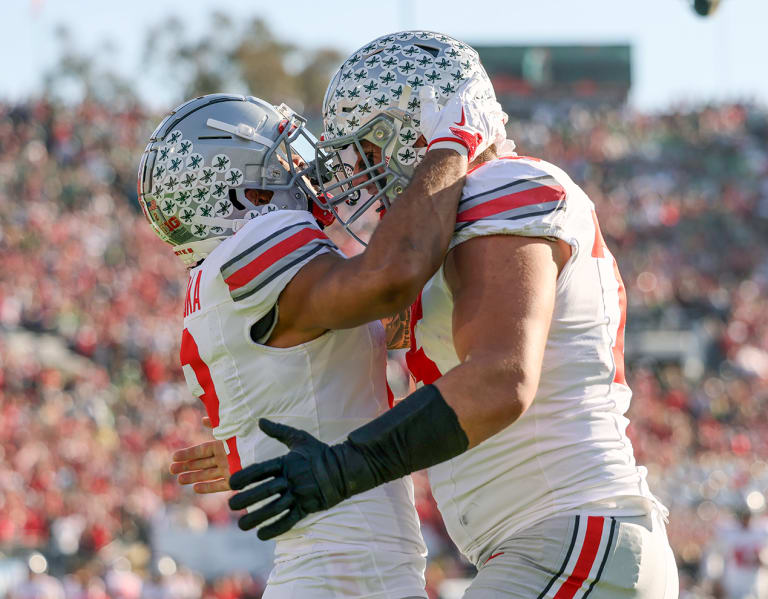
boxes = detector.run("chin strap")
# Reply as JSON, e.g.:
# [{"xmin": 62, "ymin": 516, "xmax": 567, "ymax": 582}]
[{"xmin": 312, "ymin": 194, "xmax": 335, "ymax": 227}]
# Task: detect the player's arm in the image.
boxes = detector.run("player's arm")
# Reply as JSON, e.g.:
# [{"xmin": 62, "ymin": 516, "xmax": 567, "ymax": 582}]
[
  {"xmin": 228, "ymin": 234, "xmax": 569, "ymax": 538},
  {"xmin": 432, "ymin": 234, "xmax": 569, "ymax": 445},
  {"xmin": 274, "ymin": 148, "xmax": 466, "ymax": 341},
  {"xmin": 269, "ymin": 75, "xmax": 505, "ymax": 343}
]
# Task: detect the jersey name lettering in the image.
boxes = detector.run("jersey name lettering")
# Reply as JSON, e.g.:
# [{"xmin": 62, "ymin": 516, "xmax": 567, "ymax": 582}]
[{"xmin": 184, "ymin": 270, "xmax": 202, "ymax": 317}]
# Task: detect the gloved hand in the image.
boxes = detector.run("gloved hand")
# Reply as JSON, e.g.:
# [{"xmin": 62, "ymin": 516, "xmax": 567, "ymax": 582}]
[
  {"xmin": 229, "ymin": 385, "xmax": 468, "ymax": 540},
  {"xmin": 419, "ymin": 72, "xmax": 507, "ymax": 162},
  {"xmin": 228, "ymin": 419, "xmax": 354, "ymax": 539}
]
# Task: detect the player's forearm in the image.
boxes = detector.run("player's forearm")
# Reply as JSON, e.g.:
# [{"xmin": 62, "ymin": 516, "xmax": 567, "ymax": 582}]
[
  {"xmin": 342, "ymin": 356, "xmax": 536, "ymax": 491},
  {"xmin": 281, "ymin": 150, "xmax": 466, "ymax": 336},
  {"xmin": 361, "ymin": 149, "xmax": 466, "ymax": 305},
  {"xmin": 336, "ymin": 350, "xmax": 537, "ymax": 485},
  {"xmin": 298, "ymin": 149, "xmax": 466, "ymax": 331}
]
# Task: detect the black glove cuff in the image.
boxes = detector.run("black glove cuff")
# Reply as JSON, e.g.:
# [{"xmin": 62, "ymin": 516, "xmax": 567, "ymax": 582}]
[{"xmin": 341, "ymin": 384, "xmax": 469, "ymax": 490}]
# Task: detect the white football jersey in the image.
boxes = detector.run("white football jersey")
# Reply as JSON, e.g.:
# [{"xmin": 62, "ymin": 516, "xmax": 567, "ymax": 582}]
[
  {"xmin": 712, "ymin": 519, "xmax": 768, "ymax": 599},
  {"xmin": 180, "ymin": 210, "xmax": 426, "ymax": 597},
  {"xmin": 406, "ymin": 155, "xmax": 665, "ymax": 565}
]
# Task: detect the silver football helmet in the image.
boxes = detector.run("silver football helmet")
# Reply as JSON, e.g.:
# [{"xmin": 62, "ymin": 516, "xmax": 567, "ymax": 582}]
[
  {"xmin": 138, "ymin": 94, "xmax": 327, "ymax": 266},
  {"xmin": 314, "ymin": 31, "xmax": 498, "ymax": 244}
]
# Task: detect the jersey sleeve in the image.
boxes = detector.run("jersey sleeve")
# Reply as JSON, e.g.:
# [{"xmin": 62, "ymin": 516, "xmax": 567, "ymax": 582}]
[
  {"xmin": 450, "ymin": 157, "xmax": 571, "ymax": 249},
  {"xmin": 218, "ymin": 210, "xmax": 339, "ymax": 317}
]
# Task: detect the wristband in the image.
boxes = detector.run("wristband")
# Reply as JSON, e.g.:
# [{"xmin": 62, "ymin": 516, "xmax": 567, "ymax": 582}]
[
  {"xmin": 334, "ymin": 384, "xmax": 469, "ymax": 492},
  {"xmin": 427, "ymin": 138, "xmax": 470, "ymax": 158}
]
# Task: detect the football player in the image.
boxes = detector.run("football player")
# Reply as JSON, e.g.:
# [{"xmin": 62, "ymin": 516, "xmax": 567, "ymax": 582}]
[
  {"xmin": 139, "ymin": 89, "xmax": 502, "ymax": 598},
  {"xmin": 229, "ymin": 31, "xmax": 680, "ymax": 598},
  {"xmin": 706, "ymin": 497, "xmax": 768, "ymax": 599}
]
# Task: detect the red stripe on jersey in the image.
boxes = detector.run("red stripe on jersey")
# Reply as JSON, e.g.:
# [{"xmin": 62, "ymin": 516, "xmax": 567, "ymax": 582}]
[
  {"xmin": 405, "ymin": 293, "xmax": 443, "ymax": 384},
  {"xmin": 406, "ymin": 347, "xmax": 442, "ymax": 384},
  {"xmin": 224, "ymin": 228, "xmax": 327, "ymax": 293},
  {"xmin": 590, "ymin": 210, "xmax": 605, "ymax": 258},
  {"xmin": 612, "ymin": 259, "xmax": 628, "ymax": 386},
  {"xmin": 180, "ymin": 328, "xmax": 220, "ymax": 427},
  {"xmin": 466, "ymin": 155, "xmax": 542, "ymax": 176},
  {"xmin": 553, "ymin": 516, "xmax": 605, "ymax": 599},
  {"xmin": 590, "ymin": 211, "xmax": 627, "ymax": 385},
  {"xmin": 498, "ymin": 155, "xmax": 542, "ymax": 162},
  {"xmin": 466, "ymin": 161, "xmax": 488, "ymax": 175},
  {"xmin": 484, "ymin": 552, "xmax": 505, "ymax": 565},
  {"xmin": 225, "ymin": 436, "xmax": 242, "ymax": 474},
  {"xmin": 457, "ymin": 183, "xmax": 564, "ymax": 222}
]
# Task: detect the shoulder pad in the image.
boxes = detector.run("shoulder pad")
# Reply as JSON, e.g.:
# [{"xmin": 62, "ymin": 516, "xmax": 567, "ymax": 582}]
[
  {"xmin": 220, "ymin": 211, "xmax": 336, "ymax": 302},
  {"xmin": 458, "ymin": 157, "xmax": 566, "ymax": 229}
]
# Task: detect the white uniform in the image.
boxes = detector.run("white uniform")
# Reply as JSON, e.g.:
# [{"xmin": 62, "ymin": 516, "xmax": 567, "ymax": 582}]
[
  {"xmin": 180, "ymin": 210, "xmax": 427, "ymax": 599},
  {"xmin": 711, "ymin": 518, "xmax": 768, "ymax": 599},
  {"xmin": 406, "ymin": 155, "xmax": 676, "ymax": 593}
]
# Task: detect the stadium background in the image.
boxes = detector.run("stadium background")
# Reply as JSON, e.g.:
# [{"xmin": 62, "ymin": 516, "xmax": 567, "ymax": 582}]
[{"xmin": 1, "ymin": 1, "xmax": 767, "ymax": 597}]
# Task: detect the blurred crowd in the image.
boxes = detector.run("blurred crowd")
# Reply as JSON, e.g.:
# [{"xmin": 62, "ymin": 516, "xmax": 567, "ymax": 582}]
[{"xmin": 0, "ymin": 96, "xmax": 766, "ymax": 598}]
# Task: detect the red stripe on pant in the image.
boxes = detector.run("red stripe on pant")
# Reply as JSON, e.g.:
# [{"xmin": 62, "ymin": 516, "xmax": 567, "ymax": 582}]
[{"xmin": 552, "ymin": 516, "xmax": 605, "ymax": 599}]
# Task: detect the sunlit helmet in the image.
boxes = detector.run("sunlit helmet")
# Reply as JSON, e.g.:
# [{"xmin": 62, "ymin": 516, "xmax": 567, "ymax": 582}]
[
  {"xmin": 314, "ymin": 31, "xmax": 497, "ymax": 244},
  {"xmin": 138, "ymin": 94, "xmax": 328, "ymax": 267}
]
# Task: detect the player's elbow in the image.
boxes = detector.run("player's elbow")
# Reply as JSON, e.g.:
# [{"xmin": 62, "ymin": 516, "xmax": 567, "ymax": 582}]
[
  {"xmin": 482, "ymin": 357, "xmax": 539, "ymax": 424},
  {"xmin": 373, "ymin": 262, "xmax": 425, "ymax": 314}
]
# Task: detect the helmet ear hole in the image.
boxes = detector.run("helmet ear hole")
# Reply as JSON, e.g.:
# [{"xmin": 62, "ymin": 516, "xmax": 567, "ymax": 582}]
[
  {"xmin": 413, "ymin": 44, "xmax": 439, "ymax": 57},
  {"xmin": 229, "ymin": 188, "xmax": 246, "ymax": 211}
]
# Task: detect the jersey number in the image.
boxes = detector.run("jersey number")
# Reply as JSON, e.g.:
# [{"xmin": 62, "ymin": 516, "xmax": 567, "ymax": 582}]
[{"xmin": 179, "ymin": 328, "xmax": 242, "ymax": 472}]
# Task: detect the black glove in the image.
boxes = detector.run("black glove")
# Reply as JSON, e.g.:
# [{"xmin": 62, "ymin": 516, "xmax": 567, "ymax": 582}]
[
  {"xmin": 227, "ymin": 419, "xmax": 368, "ymax": 539},
  {"xmin": 228, "ymin": 384, "xmax": 468, "ymax": 540}
]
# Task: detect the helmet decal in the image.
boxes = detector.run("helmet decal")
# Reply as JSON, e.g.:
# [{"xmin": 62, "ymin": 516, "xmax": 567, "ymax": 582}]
[
  {"xmin": 167, "ymin": 157, "xmax": 183, "ymax": 173},
  {"xmin": 180, "ymin": 172, "xmax": 198, "ymax": 191},
  {"xmin": 198, "ymin": 167, "xmax": 216, "ymax": 186},
  {"xmin": 175, "ymin": 190, "xmax": 193, "ymax": 208},
  {"xmin": 225, "ymin": 168, "xmax": 244, "ymax": 187},
  {"xmin": 212, "ymin": 154, "xmax": 231, "ymax": 173},
  {"xmin": 186, "ymin": 153, "xmax": 204, "ymax": 171},
  {"xmin": 192, "ymin": 187, "xmax": 210, "ymax": 204},
  {"xmin": 166, "ymin": 130, "xmax": 183, "ymax": 145}
]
